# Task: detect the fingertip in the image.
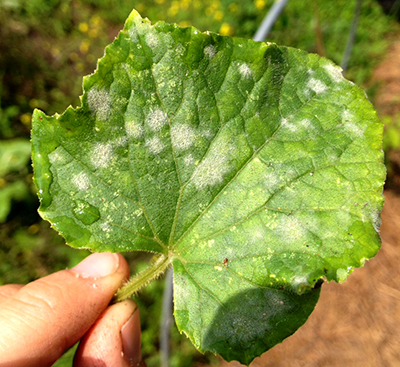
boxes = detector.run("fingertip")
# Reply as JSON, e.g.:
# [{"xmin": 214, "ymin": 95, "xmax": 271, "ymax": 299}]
[
  {"xmin": 0, "ymin": 253, "xmax": 131, "ymax": 366},
  {"xmin": 72, "ymin": 252, "xmax": 129, "ymax": 279},
  {"xmin": 0, "ymin": 284, "xmax": 24, "ymax": 304},
  {"xmin": 121, "ymin": 300, "xmax": 142, "ymax": 366},
  {"xmin": 74, "ymin": 300, "xmax": 142, "ymax": 367}
]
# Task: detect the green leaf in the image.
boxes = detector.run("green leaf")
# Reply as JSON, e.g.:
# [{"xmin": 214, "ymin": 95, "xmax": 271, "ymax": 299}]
[
  {"xmin": 0, "ymin": 180, "xmax": 29, "ymax": 223},
  {"xmin": 31, "ymin": 10, "xmax": 385, "ymax": 365},
  {"xmin": 0, "ymin": 139, "xmax": 31, "ymax": 177},
  {"xmin": 0, "ymin": 138, "xmax": 31, "ymax": 222}
]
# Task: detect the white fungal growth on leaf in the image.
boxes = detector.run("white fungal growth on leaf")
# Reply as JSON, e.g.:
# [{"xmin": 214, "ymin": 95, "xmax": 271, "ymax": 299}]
[
  {"xmin": 239, "ymin": 63, "xmax": 252, "ymax": 78},
  {"xmin": 87, "ymin": 88, "xmax": 112, "ymax": 121},
  {"xmin": 184, "ymin": 154, "xmax": 195, "ymax": 166},
  {"xmin": 342, "ymin": 109, "xmax": 354, "ymax": 121},
  {"xmin": 345, "ymin": 122, "xmax": 365, "ymax": 138},
  {"xmin": 91, "ymin": 143, "xmax": 114, "ymax": 168},
  {"xmin": 290, "ymin": 275, "xmax": 310, "ymax": 291},
  {"xmin": 146, "ymin": 109, "xmax": 168, "ymax": 131},
  {"xmin": 112, "ymin": 136, "xmax": 128, "ymax": 147},
  {"xmin": 125, "ymin": 121, "xmax": 144, "ymax": 139},
  {"xmin": 307, "ymin": 78, "xmax": 326, "ymax": 94},
  {"xmin": 342, "ymin": 110, "xmax": 364, "ymax": 137},
  {"xmin": 146, "ymin": 136, "xmax": 165, "ymax": 154},
  {"xmin": 204, "ymin": 45, "xmax": 216, "ymax": 59},
  {"xmin": 192, "ymin": 143, "xmax": 231, "ymax": 189},
  {"xmin": 299, "ymin": 119, "xmax": 313, "ymax": 129},
  {"xmin": 100, "ymin": 221, "xmax": 112, "ymax": 232},
  {"xmin": 171, "ymin": 124, "xmax": 197, "ymax": 150},
  {"xmin": 264, "ymin": 170, "xmax": 281, "ymax": 192},
  {"xmin": 48, "ymin": 148, "xmax": 66, "ymax": 165},
  {"xmin": 145, "ymin": 32, "xmax": 159, "ymax": 48},
  {"xmin": 72, "ymin": 172, "xmax": 90, "ymax": 191},
  {"xmin": 323, "ymin": 63, "xmax": 344, "ymax": 83}
]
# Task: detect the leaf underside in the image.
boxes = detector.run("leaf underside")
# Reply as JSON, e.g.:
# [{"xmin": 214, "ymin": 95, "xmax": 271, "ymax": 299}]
[{"xmin": 31, "ymin": 10, "xmax": 385, "ymax": 365}]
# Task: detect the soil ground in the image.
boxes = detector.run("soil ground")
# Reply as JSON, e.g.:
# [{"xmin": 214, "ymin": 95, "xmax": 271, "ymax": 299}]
[{"xmin": 211, "ymin": 34, "xmax": 400, "ymax": 367}]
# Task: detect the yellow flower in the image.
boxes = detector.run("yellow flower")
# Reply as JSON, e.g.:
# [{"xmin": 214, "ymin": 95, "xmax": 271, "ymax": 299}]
[
  {"xmin": 78, "ymin": 22, "xmax": 89, "ymax": 33},
  {"xmin": 90, "ymin": 15, "xmax": 102, "ymax": 27},
  {"xmin": 229, "ymin": 3, "xmax": 239, "ymax": 13},
  {"xmin": 28, "ymin": 224, "xmax": 40, "ymax": 235},
  {"xmin": 136, "ymin": 3, "xmax": 146, "ymax": 12},
  {"xmin": 76, "ymin": 62, "xmax": 85, "ymax": 73},
  {"xmin": 219, "ymin": 23, "xmax": 233, "ymax": 36},
  {"xmin": 255, "ymin": 0, "xmax": 267, "ymax": 10},
  {"xmin": 89, "ymin": 28, "xmax": 98, "ymax": 38},
  {"xmin": 70, "ymin": 52, "xmax": 79, "ymax": 62},
  {"xmin": 193, "ymin": 0, "xmax": 201, "ymax": 9},
  {"xmin": 168, "ymin": 1, "xmax": 180, "ymax": 16},
  {"xmin": 20, "ymin": 113, "xmax": 32, "ymax": 126},
  {"xmin": 179, "ymin": 21, "xmax": 191, "ymax": 28},
  {"xmin": 86, "ymin": 54, "xmax": 96, "ymax": 63},
  {"xmin": 180, "ymin": 0, "xmax": 190, "ymax": 10},
  {"xmin": 29, "ymin": 99, "xmax": 39, "ymax": 108},
  {"xmin": 79, "ymin": 40, "xmax": 90, "ymax": 54},
  {"xmin": 214, "ymin": 10, "xmax": 224, "ymax": 21}
]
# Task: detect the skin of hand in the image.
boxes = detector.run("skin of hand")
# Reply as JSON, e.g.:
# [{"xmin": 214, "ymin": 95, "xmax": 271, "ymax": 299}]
[{"xmin": 0, "ymin": 252, "xmax": 145, "ymax": 367}]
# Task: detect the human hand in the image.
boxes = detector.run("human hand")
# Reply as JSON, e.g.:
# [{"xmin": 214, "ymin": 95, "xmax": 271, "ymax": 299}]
[{"xmin": 0, "ymin": 252, "xmax": 145, "ymax": 367}]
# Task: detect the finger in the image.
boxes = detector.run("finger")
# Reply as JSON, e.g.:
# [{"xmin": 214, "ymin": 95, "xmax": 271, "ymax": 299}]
[
  {"xmin": 0, "ymin": 252, "xmax": 129, "ymax": 367},
  {"xmin": 74, "ymin": 299, "xmax": 143, "ymax": 367},
  {"xmin": 0, "ymin": 284, "xmax": 24, "ymax": 304}
]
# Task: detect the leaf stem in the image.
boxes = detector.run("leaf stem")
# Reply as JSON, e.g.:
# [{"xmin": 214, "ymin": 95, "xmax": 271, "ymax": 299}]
[{"xmin": 113, "ymin": 254, "xmax": 171, "ymax": 302}]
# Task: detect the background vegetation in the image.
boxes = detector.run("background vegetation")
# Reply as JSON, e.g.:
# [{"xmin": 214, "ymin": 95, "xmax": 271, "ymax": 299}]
[{"xmin": 0, "ymin": 0, "xmax": 399, "ymax": 366}]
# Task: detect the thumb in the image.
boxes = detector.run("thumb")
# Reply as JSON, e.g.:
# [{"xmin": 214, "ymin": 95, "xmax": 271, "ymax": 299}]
[{"xmin": 0, "ymin": 252, "xmax": 129, "ymax": 367}]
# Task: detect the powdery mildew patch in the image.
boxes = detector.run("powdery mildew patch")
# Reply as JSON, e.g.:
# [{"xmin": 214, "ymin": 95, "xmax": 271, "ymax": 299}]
[
  {"xmin": 87, "ymin": 88, "xmax": 112, "ymax": 121},
  {"xmin": 280, "ymin": 117, "xmax": 298, "ymax": 133},
  {"xmin": 276, "ymin": 216, "xmax": 306, "ymax": 241},
  {"xmin": 204, "ymin": 44, "xmax": 216, "ymax": 59},
  {"xmin": 145, "ymin": 32, "xmax": 159, "ymax": 49},
  {"xmin": 239, "ymin": 63, "xmax": 252, "ymax": 79},
  {"xmin": 323, "ymin": 63, "xmax": 344, "ymax": 83},
  {"xmin": 171, "ymin": 124, "xmax": 197, "ymax": 150},
  {"xmin": 307, "ymin": 78, "xmax": 327, "ymax": 94},
  {"xmin": 48, "ymin": 148, "xmax": 66, "ymax": 165},
  {"xmin": 146, "ymin": 136, "xmax": 165, "ymax": 154},
  {"xmin": 290, "ymin": 275, "xmax": 310, "ymax": 291},
  {"xmin": 342, "ymin": 110, "xmax": 365, "ymax": 137},
  {"xmin": 72, "ymin": 172, "xmax": 90, "ymax": 191},
  {"xmin": 299, "ymin": 119, "xmax": 313, "ymax": 129},
  {"xmin": 91, "ymin": 143, "xmax": 114, "ymax": 168},
  {"xmin": 184, "ymin": 154, "xmax": 195, "ymax": 166},
  {"xmin": 112, "ymin": 136, "xmax": 128, "ymax": 147},
  {"xmin": 264, "ymin": 170, "xmax": 281, "ymax": 192},
  {"xmin": 100, "ymin": 221, "xmax": 112, "ymax": 232},
  {"xmin": 146, "ymin": 109, "xmax": 168, "ymax": 132},
  {"xmin": 125, "ymin": 120, "xmax": 144, "ymax": 139},
  {"xmin": 192, "ymin": 149, "xmax": 231, "ymax": 189}
]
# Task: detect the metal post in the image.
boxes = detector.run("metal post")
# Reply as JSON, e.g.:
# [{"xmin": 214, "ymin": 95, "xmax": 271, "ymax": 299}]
[
  {"xmin": 253, "ymin": 0, "xmax": 290, "ymax": 41},
  {"xmin": 160, "ymin": 267, "xmax": 173, "ymax": 367},
  {"xmin": 341, "ymin": 0, "xmax": 363, "ymax": 74}
]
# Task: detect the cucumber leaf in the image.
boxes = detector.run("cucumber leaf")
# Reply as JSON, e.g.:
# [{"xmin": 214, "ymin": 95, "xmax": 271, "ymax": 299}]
[{"xmin": 31, "ymin": 10, "xmax": 385, "ymax": 365}]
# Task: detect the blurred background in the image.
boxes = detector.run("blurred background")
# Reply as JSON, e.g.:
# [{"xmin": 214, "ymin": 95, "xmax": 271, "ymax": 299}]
[{"xmin": 0, "ymin": 0, "xmax": 399, "ymax": 366}]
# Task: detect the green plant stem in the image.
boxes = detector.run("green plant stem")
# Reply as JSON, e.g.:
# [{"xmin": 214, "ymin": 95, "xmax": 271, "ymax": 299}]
[{"xmin": 113, "ymin": 254, "xmax": 171, "ymax": 302}]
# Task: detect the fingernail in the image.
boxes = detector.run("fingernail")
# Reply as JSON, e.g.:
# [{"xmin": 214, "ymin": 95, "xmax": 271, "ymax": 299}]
[
  {"xmin": 121, "ymin": 307, "xmax": 142, "ymax": 366},
  {"xmin": 72, "ymin": 252, "xmax": 119, "ymax": 278}
]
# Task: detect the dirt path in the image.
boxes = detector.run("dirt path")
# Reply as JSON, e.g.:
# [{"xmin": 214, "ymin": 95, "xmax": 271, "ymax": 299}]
[{"xmin": 373, "ymin": 38, "xmax": 400, "ymax": 117}]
